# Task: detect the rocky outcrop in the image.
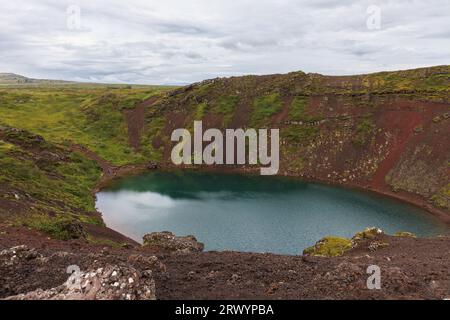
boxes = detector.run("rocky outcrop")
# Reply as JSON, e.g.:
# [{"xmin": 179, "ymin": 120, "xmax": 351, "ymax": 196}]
[
  {"xmin": 0, "ymin": 245, "xmax": 43, "ymax": 266},
  {"xmin": 143, "ymin": 231, "xmax": 204, "ymax": 253},
  {"xmin": 303, "ymin": 227, "xmax": 389, "ymax": 257},
  {"xmin": 352, "ymin": 227, "xmax": 384, "ymax": 241},
  {"xmin": 5, "ymin": 264, "xmax": 156, "ymax": 300},
  {"xmin": 302, "ymin": 236, "xmax": 353, "ymax": 257},
  {"xmin": 1, "ymin": 245, "xmax": 160, "ymax": 300}
]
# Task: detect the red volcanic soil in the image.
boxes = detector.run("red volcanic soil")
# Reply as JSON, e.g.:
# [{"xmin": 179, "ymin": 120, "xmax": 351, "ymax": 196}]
[
  {"xmin": 1, "ymin": 223, "xmax": 449, "ymax": 300},
  {"xmin": 124, "ymin": 97, "xmax": 159, "ymax": 151},
  {"xmin": 371, "ymin": 109, "xmax": 423, "ymax": 189},
  {"xmin": 271, "ymin": 96, "xmax": 293, "ymax": 125},
  {"xmin": 366, "ymin": 99, "xmax": 449, "ymax": 221}
]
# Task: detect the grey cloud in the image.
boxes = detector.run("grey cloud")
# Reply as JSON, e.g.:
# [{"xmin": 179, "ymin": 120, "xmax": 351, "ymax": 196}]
[
  {"xmin": 153, "ymin": 22, "xmax": 208, "ymax": 35},
  {"xmin": 219, "ymin": 38, "xmax": 281, "ymax": 52},
  {"xmin": 0, "ymin": 0, "xmax": 448, "ymax": 84}
]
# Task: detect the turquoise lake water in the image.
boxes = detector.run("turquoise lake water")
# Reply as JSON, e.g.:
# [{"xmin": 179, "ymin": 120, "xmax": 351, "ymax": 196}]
[{"xmin": 96, "ymin": 171, "xmax": 448, "ymax": 255}]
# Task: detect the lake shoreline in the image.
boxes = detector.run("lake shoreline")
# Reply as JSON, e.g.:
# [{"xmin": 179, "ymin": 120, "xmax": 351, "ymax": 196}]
[{"xmin": 94, "ymin": 163, "xmax": 450, "ymax": 229}]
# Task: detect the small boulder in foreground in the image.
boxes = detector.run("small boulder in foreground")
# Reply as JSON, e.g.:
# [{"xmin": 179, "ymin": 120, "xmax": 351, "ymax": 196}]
[
  {"xmin": 303, "ymin": 236, "xmax": 353, "ymax": 257},
  {"xmin": 5, "ymin": 264, "xmax": 156, "ymax": 300},
  {"xmin": 143, "ymin": 231, "xmax": 204, "ymax": 253}
]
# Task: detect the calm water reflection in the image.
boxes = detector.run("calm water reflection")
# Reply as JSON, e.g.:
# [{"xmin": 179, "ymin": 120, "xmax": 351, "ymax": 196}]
[{"xmin": 96, "ymin": 172, "xmax": 448, "ymax": 255}]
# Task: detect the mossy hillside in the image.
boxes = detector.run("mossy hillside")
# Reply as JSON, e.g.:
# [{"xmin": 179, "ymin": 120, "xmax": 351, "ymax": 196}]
[
  {"xmin": 79, "ymin": 92, "xmax": 146, "ymax": 165},
  {"xmin": 185, "ymin": 95, "xmax": 240, "ymax": 127},
  {"xmin": 0, "ymin": 127, "xmax": 103, "ymax": 238},
  {"xmin": 0, "ymin": 131, "xmax": 100, "ymax": 213},
  {"xmin": 0, "ymin": 85, "xmax": 172, "ymax": 166},
  {"xmin": 361, "ymin": 66, "xmax": 450, "ymax": 94},
  {"xmin": 301, "ymin": 66, "xmax": 450, "ymax": 100},
  {"xmin": 19, "ymin": 214, "xmax": 88, "ymax": 240},
  {"xmin": 352, "ymin": 117, "xmax": 375, "ymax": 147},
  {"xmin": 165, "ymin": 67, "xmax": 449, "ymax": 119},
  {"xmin": 210, "ymin": 95, "xmax": 239, "ymax": 126},
  {"xmin": 158, "ymin": 66, "xmax": 449, "ymax": 137},
  {"xmin": 288, "ymin": 96, "xmax": 308, "ymax": 121},
  {"xmin": 0, "ymin": 84, "xmax": 173, "ymax": 240},
  {"xmin": 140, "ymin": 114, "xmax": 166, "ymax": 163},
  {"xmin": 85, "ymin": 235, "xmax": 130, "ymax": 248},
  {"xmin": 194, "ymin": 102, "xmax": 208, "ymax": 120},
  {"xmin": 288, "ymin": 96, "xmax": 323, "ymax": 123},
  {"xmin": 251, "ymin": 93, "xmax": 283, "ymax": 127}
]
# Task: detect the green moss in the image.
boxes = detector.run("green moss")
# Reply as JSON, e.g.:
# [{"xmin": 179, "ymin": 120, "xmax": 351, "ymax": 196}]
[
  {"xmin": 141, "ymin": 116, "xmax": 166, "ymax": 163},
  {"xmin": 78, "ymin": 214, "xmax": 104, "ymax": 226},
  {"xmin": 361, "ymin": 66, "xmax": 450, "ymax": 94},
  {"xmin": 287, "ymin": 66, "xmax": 450, "ymax": 101},
  {"xmin": 194, "ymin": 102, "xmax": 208, "ymax": 120},
  {"xmin": 0, "ymin": 140, "xmax": 14, "ymax": 151},
  {"xmin": 282, "ymin": 125, "xmax": 318, "ymax": 144},
  {"xmin": 0, "ymin": 127, "xmax": 102, "ymax": 221},
  {"xmin": 79, "ymin": 92, "xmax": 147, "ymax": 165},
  {"xmin": 289, "ymin": 97, "xmax": 308, "ymax": 121},
  {"xmin": 353, "ymin": 118, "xmax": 375, "ymax": 146},
  {"xmin": 117, "ymin": 90, "xmax": 161, "ymax": 110},
  {"xmin": 303, "ymin": 236, "xmax": 353, "ymax": 257},
  {"xmin": 431, "ymin": 183, "xmax": 450, "ymax": 210},
  {"xmin": 210, "ymin": 95, "xmax": 239, "ymax": 126},
  {"xmin": 54, "ymin": 152, "xmax": 102, "ymax": 210},
  {"xmin": 251, "ymin": 93, "xmax": 283, "ymax": 126},
  {"xmin": 20, "ymin": 214, "xmax": 87, "ymax": 240},
  {"xmin": 0, "ymin": 85, "xmax": 172, "ymax": 166},
  {"xmin": 192, "ymin": 82, "xmax": 214, "ymax": 97},
  {"xmin": 187, "ymin": 95, "xmax": 239, "ymax": 127},
  {"xmin": 86, "ymin": 235, "xmax": 125, "ymax": 248}
]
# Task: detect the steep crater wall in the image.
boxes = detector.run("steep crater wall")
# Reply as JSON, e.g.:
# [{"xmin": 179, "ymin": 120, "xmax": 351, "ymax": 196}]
[{"xmin": 140, "ymin": 66, "xmax": 450, "ymax": 217}]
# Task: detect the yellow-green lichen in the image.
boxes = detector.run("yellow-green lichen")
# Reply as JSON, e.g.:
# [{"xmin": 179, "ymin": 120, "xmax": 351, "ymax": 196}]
[{"xmin": 303, "ymin": 236, "xmax": 353, "ymax": 257}]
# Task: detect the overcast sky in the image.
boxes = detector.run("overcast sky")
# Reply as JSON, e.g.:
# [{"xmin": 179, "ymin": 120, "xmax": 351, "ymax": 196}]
[{"xmin": 0, "ymin": 0, "xmax": 449, "ymax": 85}]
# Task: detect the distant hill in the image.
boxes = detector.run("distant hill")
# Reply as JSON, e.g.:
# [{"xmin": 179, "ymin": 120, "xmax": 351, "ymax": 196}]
[
  {"xmin": 0, "ymin": 73, "xmax": 177, "ymax": 88},
  {"xmin": 0, "ymin": 73, "xmax": 77, "ymax": 85}
]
